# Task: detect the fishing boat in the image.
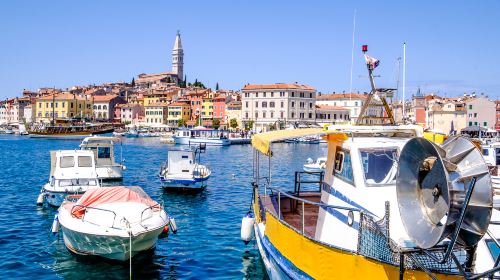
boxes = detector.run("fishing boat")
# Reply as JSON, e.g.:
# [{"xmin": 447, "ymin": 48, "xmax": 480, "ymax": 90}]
[
  {"xmin": 79, "ymin": 136, "xmax": 126, "ymax": 180},
  {"xmin": 173, "ymin": 127, "xmax": 230, "ymax": 146},
  {"xmin": 158, "ymin": 144, "xmax": 211, "ymax": 190},
  {"xmin": 240, "ymin": 46, "xmax": 500, "ymax": 279},
  {"xmin": 303, "ymin": 157, "xmax": 327, "ymax": 172},
  {"xmin": 28, "ymin": 123, "xmax": 114, "ymax": 139},
  {"xmin": 55, "ymin": 186, "xmax": 176, "ymax": 261},
  {"xmin": 481, "ymin": 141, "xmax": 500, "ymax": 188},
  {"xmin": 241, "ymin": 125, "xmax": 500, "ymax": 279},
  {"xmin": 37, "ymin": 150, "xmax": 101, "ymax": 207}
]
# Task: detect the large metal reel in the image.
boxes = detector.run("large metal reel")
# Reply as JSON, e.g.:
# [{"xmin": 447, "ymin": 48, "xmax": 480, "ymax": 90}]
[{"xmin": 397, "ymin": 136, "xmax": 493, "ymax": 249}]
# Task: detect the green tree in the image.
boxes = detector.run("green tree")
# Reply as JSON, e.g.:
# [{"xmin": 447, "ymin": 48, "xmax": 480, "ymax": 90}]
[
  {"xmin": 245, "ymin": 120, "xmax": 254, "ymax": 131},
  {"xmin": 131, "ymin": 78, "xmax": 135, "ymax": 87},
  {"xmin": 177, "ymin": 119, "xmax": 186, "ymax": 127},
  {"xmin": 269, "ymin": 123, "xmax": 276, "ymax": 131},
  {"xmin": 215, "ymin": 82, "xmax": 219, "ymax": 91},
  {"xmin": 212, "ymin": 118, "xmax": 221, "ymax": 129},
  {"xmin": 230, "ymin": 118, "xmax": 238, "ymax": 129}
]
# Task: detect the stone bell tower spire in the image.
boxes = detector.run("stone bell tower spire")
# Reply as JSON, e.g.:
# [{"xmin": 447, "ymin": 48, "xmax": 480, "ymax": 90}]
[{"xmin": 172, "ymin": 30, "xmax": 184, "ymax": 82}]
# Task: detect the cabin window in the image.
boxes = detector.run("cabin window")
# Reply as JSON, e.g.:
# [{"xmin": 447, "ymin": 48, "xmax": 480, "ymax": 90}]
[
  {"xmin": 359, "ymin": 148, "xmax": 398, "ymax": 186},
  {"xmin": 486, "ymin": 239, "xmax": 500, "ymax": 261},
  {"xmin": 60, "ymin": 156, "xmax": 75, "ymax": 168},
  {"xmin": 182, "ymin": 155, "xmax": 189, "ymax": 159},
  {"xmin": 78, "ymin": 156, "xmax": 93, "ymax": 167},
  {"xmin": 97, "ymin": 147, "xmax": 111, "ymax": 159},
  {"xmin": 333, "ymin": 149, "xmax": 354, "ymax": 183},
  {"xmin": 483, "ymin": 149, "xmax": 489, "ymax": 156},
  {"xmin": 496, "ymin": 148, "xmax": 500, "ymax": 165}
]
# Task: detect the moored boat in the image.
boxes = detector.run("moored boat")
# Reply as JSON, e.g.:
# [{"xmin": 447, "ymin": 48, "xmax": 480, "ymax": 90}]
[
  {"xmin": 158, "ymin": 144, "xmax": 211, "ymax": 190},
  {"xmin": 243, "ymin": 126, "xmax": 500, "ymax": 279},
  {"xmin": 173, "ymin": 127, "xmax": 231, "ymax": 146},
  {"xmin": 303, "ymin": 157, "xmax": 327, "ymax": 172},
  {"xmin": 28, "ymin": 123, "xmax": 114, "ymax": 139},
  {"xmin": 38, "ymin": 150, "xmax": 101, "ymax": 207},
  {"xmin": 79, "ymin": 136, "xmax": 126, "ymax": 180},
  {"xmin": 56, "ymin": 186, "xmax": 175, "ymax": 261}
]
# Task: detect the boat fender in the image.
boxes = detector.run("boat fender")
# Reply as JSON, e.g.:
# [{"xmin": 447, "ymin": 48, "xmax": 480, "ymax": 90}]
[
  {"xmin": 169, "ymin": 218, "xmax": 178, "ymax": 234},
  {"xmin": 122, "ymin": 165, "xmax": 127, "ymax": 171},
  {"xmin": 240, "ymin": 212, "xmax": 255, "ymax": 244},
  {"xmin": 36, "ymin": 191, "xmax": 45, "ymax": 206},
  {"xmin": 159, "ymin": 226, "xmax": 169, "ymax": 238},
  {"xmin": 51, "ymin": 214, "xmax": 60, "ymax": 234}
]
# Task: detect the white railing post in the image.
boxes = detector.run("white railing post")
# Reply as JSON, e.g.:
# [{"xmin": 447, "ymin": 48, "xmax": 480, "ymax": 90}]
[{"xmin": 278, "ymin": 191, "xmax": 281, "ymax": 220}]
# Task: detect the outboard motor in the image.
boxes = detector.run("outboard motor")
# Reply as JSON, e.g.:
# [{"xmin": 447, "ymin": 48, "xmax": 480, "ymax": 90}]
[{"xmin": 396, "ymin": 136, "xmax": 493, "ymax": 268}]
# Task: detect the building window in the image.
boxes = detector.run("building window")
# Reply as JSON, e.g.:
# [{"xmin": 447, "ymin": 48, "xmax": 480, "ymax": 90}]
[
  {"xmin": 270, "ymin": 102, "xmax": 275, "ymax": 108},
  {"xmin": 291, "ymin": 112, "xmax": 295, "ymax": 118},
  {"xmin": 308, "ymin": 113, "xmax": 312, "ymax": 118},
  {"xmin": 262, "ymin": 102, "xmax": 267, "ymax": 108},
  {"xmin": 245, "ymin": 112, "xmax": 248, "ymax": 118},
  {"xmin": 55, "ymin": 102, "xmax": 58, "ymax": 108},
  {"xmin": 474, "ymin": 113, "xmax": 477, "ymax": 117},
  {"xmin": 484, "ymin": 122, "xmax": 488, "ymax": 127},
  {"xmin": 271, "ymin": 92, "xmax": 274, "ymax": 97},
  {"xmin": 292, "ymin": 92, "xmax": 295, "ymax": 97},
  {"xmin": 355, "ymin": 102, "xmax": 358, "ymax": 106},
  {"xmin": 263, "ymin": 92, "xmax": 266, "ymax": 97},
  {"xmin": 334, "ymin": 114, "xmax": 337, "ymax": 119},
  {"xmin": 469, "ymin": 105, "xmax": 472, "ymax": 109},
  {"xmin": 263, "ymin": 112, "xmax": 266, "ymax": 118},
  {"xmin": 291, "ymin": 102, "xmax": 295, "ymax": 108},
  {"xmin": 245, "ymin": 101, "xmax": 249, "ymax": 108},
  {"xmin": 280, "ymin": 111, "xmax": 284, "ymax": 118},
  {"xmin": 271, "ymin": 112, "xmax": 274, "ymax": 118},
  {"xmin": 255, "ymin": 112, "xmax": 258, "ymax": 119},
  {"xmin": 280, "ymin": 101, "xmax": 284, "ymax": 108},
  {"xmin": 255, "ymin": 101, "xmax": 258, "ymax": 108},
  {"xmin": 309, "ymin": 103, "xmax": 312, "ymax": 108}
]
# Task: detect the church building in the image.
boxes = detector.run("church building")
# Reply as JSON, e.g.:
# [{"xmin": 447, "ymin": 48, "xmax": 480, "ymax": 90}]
[{"xmin": 136, "ymin": 31, "xmax": 184, "ymax": 88}]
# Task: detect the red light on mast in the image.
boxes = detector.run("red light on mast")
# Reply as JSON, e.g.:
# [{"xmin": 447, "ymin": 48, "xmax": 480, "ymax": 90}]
[{"xmin": 362, "ymin": 45, "xmax": 368, "ymax": 53}]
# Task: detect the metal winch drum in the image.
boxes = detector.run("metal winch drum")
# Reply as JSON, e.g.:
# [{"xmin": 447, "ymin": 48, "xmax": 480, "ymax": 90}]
[{"xmin": 396, "ymin": 136, "xmax": 493, "ymax": 249}]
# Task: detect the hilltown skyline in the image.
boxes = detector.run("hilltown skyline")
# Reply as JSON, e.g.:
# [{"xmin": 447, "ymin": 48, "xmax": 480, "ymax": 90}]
[{"xmin": 1, "ymin": 1, "xmax": 499, "ymax": 99}]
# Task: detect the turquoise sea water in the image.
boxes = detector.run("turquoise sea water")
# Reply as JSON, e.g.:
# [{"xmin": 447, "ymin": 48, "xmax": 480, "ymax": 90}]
[{"xmin": 0, "ymin": 135, "xmax": 326, "ymax": 279}]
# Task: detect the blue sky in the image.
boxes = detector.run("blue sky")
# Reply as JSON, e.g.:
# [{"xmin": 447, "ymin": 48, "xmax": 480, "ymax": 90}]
[{"xmin": 1, "ymin": 1, "xmax": 499, "ymax": 100}]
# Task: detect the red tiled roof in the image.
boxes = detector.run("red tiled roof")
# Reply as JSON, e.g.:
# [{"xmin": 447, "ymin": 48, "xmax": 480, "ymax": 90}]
[
  {"xmin": 92, "ymin": 95, "xmax": 118, "ymax": 102},
  {"xmin": 145, "ymin": 102, "xmax": 169, "ymax": 107},
  {"xmin": 242, "ymin": 83, "xmax": 315, "ymax": 91},
  {"xmin": 315, "ymin": 105, "xmax": 349, "ymax": 111},
  {"xmin": 316, "ymin": 93, "xmax": 367, "ymax": 100},
  {"xmin": 169, "ymin": 102, "xmax": 190, "ymax": 107}
]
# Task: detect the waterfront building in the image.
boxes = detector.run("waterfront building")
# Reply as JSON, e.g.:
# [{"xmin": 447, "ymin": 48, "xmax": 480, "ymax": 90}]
[
  {"xmin": 466, "ymin": 97, "xmax": 496, "ymax": 129},
  {"xmin": 144, "ymin": 103, "xmax": 169, "ymax": 125},
  {"xmin": 225, "ymin": 101, "xmax": 242, "ymax": 129},
  {"xmin": 23, "ymin": 104, "xmax": 33, "ymax": 124},
  {"xmin": 315, "ymin": 105, "xmax": 351, "ymax": 126},
  {"xmin": 92, "ymin": 95, "xmax": 126, "ymax": 122},
  {"xmin": 212, "ymin": 95, "xmax": 228, "ymax": 120},
  {"xmin": 427, "ymin": 101, "xmax": 467, "ymax": 134},
  {"xmin": 201, "ymin": 92, "xmax": 215, "ymax": 120},
  {"xmin": 167, "ymin": 101, "xmax": 191, "ymax": 127},
  {"xmin": 35, "ymin": 93, "xmax": 93, "ymax": 123},
  {"xmin": 316, "ymin": 92, "xmax": 381, "ymax": 124},
  {"xmin": 496, "ymin": 101, "xmax": 500, "ymax": 130},
  {"xmin": 143, "ymin": 88, "xmax": 179, "ymax": 105},
  {"xmin": 186, "ymin": 89, "xmax": 210, "ymax": 121},
  {"xmin": 242, "ymin": 83, "xmax": 316, "ymax": 131},
  {"xmin": 120, "ymin": 103, "xmax": 144, "ymax": 124}
]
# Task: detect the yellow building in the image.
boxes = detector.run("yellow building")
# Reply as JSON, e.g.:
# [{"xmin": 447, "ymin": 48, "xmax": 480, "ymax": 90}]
[
  {"xmin": 167, "ymin": 102, "xmax": 191, "ymax": 127},
  {"xmin": 35, "ymin": 93, "xmax": 93, "ymax": 123},
  {"xmin": 143, "ymin": 89, "xmax": 178, "ymax": 105},
  {"xmin": 201, "ymin": 92, "xmax": 215, "ymax": 120},
  {"xmin": 144, "ymin": 103, "xmax": 169, "ymax": 125}
]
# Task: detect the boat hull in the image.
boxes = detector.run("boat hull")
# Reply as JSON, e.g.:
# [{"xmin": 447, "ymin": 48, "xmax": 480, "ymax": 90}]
[
  {"xmin": 160, "ymin": 177, "xmax": 208, "ymax": 190},
  {"xmin": 96, "ymin": 166, "xmax": 123, "ymax": 180},
  {"xmin": 45, "ymin": 191, "xmax": 69, "ymax": 207},
  {"xmin": 61, "ymin": 225, "xmax": 163, "ymax": 261}
]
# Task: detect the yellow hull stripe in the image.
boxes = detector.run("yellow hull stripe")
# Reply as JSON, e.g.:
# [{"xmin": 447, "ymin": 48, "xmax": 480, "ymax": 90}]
[{"xmin": 264, "ymin": 212, "xmax": 460, "ymax": 280}]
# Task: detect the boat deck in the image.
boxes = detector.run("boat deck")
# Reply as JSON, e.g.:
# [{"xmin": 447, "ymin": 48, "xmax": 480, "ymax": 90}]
[{"xmin": 261, "ymin": 191, "xmax": 321, "ymax": 237}]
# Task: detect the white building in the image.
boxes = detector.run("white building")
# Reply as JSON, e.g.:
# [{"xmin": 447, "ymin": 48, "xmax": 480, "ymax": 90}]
[
  {"xmin": 241, "ymin": 83, "xmax": 316, "ymax": 131},
  {"xmin": 466, "ymin": 97, "xmax": 496, "ymax": 129},
  {"xmin": 316, "ymin": 93, "xmax": 383, "ymax": 124},
  {"xmin": 315, "ymin": 105, "xmax": 351, "ymax": 126}
]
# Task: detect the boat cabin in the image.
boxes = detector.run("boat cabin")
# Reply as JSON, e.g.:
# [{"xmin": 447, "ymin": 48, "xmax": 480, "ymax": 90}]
[
  {"xmin": 80, "ymin": 136, "xmax": 121, "ymax": 168},
  {"xmin": 50, "ymin": 150, "xmax": 99, "ymax": 186}
]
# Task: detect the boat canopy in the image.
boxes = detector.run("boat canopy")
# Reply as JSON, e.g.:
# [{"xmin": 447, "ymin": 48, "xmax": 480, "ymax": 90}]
[
  {"xmin": 70, "ymin": 186, "xmax": 158, "ymax": 219},
  {"xmin": 251, "ymin": 128, "xmax": 347, "ymax": 156}
]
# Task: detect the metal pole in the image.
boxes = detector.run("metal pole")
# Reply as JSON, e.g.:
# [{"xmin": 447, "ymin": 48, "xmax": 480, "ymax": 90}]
[
  {"xmin": 278, "ymin": 191, "xmax": 281, "ymax": 220},
  {"xmin": 348, "ymin": 9, "xmax": 357, "ymax": 98},
  {"xmin": 402, "ymin": 43, "xmax": 406, "ymax": 122}
]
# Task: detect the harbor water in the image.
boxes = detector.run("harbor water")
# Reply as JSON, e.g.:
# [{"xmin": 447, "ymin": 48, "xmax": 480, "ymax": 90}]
[{"xmin": 0, "ymin": 135, "xmax": 326, "ymax": 279}]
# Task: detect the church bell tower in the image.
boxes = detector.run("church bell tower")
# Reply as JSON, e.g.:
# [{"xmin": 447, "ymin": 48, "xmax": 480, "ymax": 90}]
[{"xmin": 172, "ymin": 30, "xmax": 184, "ymax": 82}]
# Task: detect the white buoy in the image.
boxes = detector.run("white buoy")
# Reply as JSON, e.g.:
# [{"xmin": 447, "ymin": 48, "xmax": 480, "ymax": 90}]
[
  {"xmin": 241, "ymin": 213, "xmax": 255, "ymax": 244},
  {"xmin": 36, "ymin": 192, "xmax": 45, "ymax": 206},
  {"xmin": 169, "ymin": 217, "xmax": 178, "ymax": 234},
  {"xmin": 51, "ymin": 214, "xmax": 60, "ymax": 234}
]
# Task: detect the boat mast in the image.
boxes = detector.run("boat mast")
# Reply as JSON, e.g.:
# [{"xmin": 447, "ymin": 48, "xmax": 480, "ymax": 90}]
[
  {"xmin": 402, "ymin": 42, "xmax": 406, "ymax": 123},
  {"xmin": 348, "ymin": 9, "xmax": 357, "ymax": 100}
]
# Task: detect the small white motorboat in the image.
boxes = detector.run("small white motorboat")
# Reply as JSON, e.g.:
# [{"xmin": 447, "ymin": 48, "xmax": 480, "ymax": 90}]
[
  {"xmin": 80, "ymin": 136, "xmax": 126, "ymax": 180},
  {"xmin": 38, "ymin": 150, "xmax": 101, "ymax": 207},
  {"xmin": 159, "ymin": 145, "xmax": 211, "ymax": 190},
  {"xmin": 56, "ymin": 186, "xmax": 175, "ymax": 261},
  {"xmin": 303, "ymin": 157, "xmax": 327, "ymax": 172},
  {"xmin": 173, "ymin": 127, "xmax": 231, "ymax": 146}
]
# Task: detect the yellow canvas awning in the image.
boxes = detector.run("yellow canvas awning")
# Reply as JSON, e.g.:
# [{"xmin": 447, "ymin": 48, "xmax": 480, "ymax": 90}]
[{"xmin": 251, "ymin": 128, "xmax": 347, "ymax": 155}]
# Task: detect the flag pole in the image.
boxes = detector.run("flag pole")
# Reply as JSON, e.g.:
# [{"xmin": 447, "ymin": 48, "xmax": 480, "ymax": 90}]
[
  {"xmin": 402, "ymin": 42, "xmax": 406, "ymax": 122},
  {"xmin": 349, "ymin": 9, "xmax": 357, "ymax": 100}
]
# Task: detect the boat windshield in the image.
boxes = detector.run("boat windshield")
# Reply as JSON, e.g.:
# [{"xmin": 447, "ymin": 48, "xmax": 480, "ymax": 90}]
[{"xmin": 359, "ymin": 148, "xmax": 398, "ymax": 186}]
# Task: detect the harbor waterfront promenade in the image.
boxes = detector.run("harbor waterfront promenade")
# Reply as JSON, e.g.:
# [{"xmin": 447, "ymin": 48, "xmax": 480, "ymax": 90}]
[{"xmin": 0, "ymin": 134, "xmax": 326, "ymax": 279}]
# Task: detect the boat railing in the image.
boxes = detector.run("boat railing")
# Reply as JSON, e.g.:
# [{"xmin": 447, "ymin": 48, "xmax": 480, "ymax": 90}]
[
  {"xmin": 139, "ymin": 202, "xmax": 167, "ymax": 227},
  {"xmin": 263, "ymin": 185, "xmax": 362, "ymax": 236},
  {"xmin": 293, "ymin": 171, "xmax": 324, "ymax": 196}
]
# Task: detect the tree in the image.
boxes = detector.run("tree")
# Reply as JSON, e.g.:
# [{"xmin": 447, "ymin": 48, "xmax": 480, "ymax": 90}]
[
  {"xmin": 131, "ymin": 78, "xmax": 135, "ymax": 87},
  {"xmin": 268, "ymin": 123, "xmax": 276, "ymax": 131},
  {"xmin": 215, "ymin": 82, "xmax": 219, "ymax": 91},
  {"xmin": 212, "ymin": 118, "xmax": 220, "ymax": 129},
  {"xmin": 230, "ymin": 118, "xmax": 238, "ymax": 130},
  {"xmin": 245, "ymin": 120, "xmax": 254, "ymax": 131},
  {"xmin": 177, "ymin": 119, "xmax": 186, "ymax": 127},
  {"xmin": 191, "ymin": 79, "xmax": 206, "ymax": 89}
]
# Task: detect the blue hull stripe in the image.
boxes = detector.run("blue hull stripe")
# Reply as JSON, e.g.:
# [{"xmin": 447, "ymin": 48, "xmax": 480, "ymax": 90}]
[
  {"xmin": 257, "ymin": 227, "xmax": 313, "ymax": 280},
  {"xmin": 320, "ymin": 205, "xmax": 360, "ymax": 230}
]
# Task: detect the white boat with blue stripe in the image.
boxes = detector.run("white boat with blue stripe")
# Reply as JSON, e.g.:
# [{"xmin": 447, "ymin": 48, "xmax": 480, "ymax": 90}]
[{"xmin": 159, "ymin": 144, "xmax": 211, "ymax": 190}]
